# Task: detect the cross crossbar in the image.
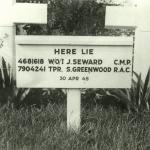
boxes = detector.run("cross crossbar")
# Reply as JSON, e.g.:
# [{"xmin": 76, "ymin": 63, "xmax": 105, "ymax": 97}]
[
  {"xmin": 13, "ymin": 3, "xmax": 47, "ymax": 24},
  {"xmin": 105, "ymin": 6, "xmax": 137, "ymax": 29},
  {"xmin": 0, "ymin": 1, "xmax": 47, "ymax": 26}
]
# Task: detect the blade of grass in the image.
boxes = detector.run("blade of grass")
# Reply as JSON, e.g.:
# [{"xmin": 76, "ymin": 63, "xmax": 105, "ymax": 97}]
[
  {"xmin": 133, "ymin": 71, "xmax": 144, "ymax": 89},
  {"xmin": 135, "ymin": 73, "xmax": 142, "ymax": 107},
  {"xmin": 0, "ymin": 69, "xmax": 3, "ymax": 88},
  {"xmin": 2, "ymin": 57, "xmax": 10, "ymax": 87},
  {"xmin": 142, "ymin": 67, "xmax": 150, "ymax": 101}
]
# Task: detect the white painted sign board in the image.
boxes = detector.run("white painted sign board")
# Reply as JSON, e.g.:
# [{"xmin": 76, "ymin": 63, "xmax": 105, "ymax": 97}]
[{"xmin": 16, "ymin": 36, "xmax": 133, "ymax": 88}]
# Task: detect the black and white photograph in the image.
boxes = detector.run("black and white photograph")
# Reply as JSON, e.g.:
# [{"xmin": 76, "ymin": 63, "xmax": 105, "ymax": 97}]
[{"xmin": 0, "ymin": 0, "xmax": 150, "ymax": 149}]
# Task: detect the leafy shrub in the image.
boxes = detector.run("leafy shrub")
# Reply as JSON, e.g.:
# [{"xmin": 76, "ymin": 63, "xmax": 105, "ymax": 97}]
[
  {"xmin": 82, "ymin": 88, "xmax": 128, "ymax": 112},
  {"xmin": 15, "ymin": 88, "xmax": 66, "ymax": 108},
  {"xmin": 82, "ymin": 68, "xmax": 150, "ymax": 113},
  {"xmin": 0, "ymin": 57, "xmax": 30, "ymax": 107},
  {"xmin": 0, "ymin": 57, "xmax": 14, "ymax": 104},
  {"xmin": 0, "ymin": 57, "xmax": 14, "ymax": 88},
  {"xmin": 104, "ymin": 68, "xmax": 150, "ymax": 113}
]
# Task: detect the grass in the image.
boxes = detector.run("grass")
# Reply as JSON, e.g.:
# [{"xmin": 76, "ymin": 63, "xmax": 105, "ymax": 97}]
[{"xmin": 0, "ymin": 103, "xmax": 150, "ymax": 150}]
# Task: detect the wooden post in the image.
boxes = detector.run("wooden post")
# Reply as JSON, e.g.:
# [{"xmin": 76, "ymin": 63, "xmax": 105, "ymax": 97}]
[{"xmin": 67, "ymin": 89, "xmax": 81, "ymax": 131}]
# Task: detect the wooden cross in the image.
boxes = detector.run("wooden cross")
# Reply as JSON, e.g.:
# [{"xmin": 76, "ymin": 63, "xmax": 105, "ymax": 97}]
[
  {"xmin": 0, "ymin": 0, "xmax": 80, "ymax": 131},
  {"xmin": 105, "ymin": 1, "xmax": 150, "ymax": 79}
]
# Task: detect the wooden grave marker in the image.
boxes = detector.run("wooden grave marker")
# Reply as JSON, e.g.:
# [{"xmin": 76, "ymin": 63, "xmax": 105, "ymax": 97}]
[{"xmin": 15, "ymin": 36, "xmax": 133, "ymax": 131}]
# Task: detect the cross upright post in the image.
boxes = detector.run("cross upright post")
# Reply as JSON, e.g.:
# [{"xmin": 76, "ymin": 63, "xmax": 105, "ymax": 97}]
[{"xmin": 134, "ymin": 1, "xmax": 150, "ymax": 78}]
